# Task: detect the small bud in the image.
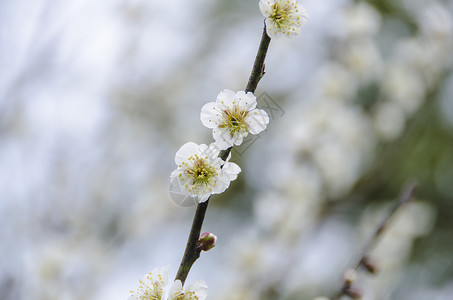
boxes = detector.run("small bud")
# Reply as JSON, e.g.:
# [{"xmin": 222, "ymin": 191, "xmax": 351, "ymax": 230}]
[
  {"xmin": 343, "ymin": 268, "xmax": 358, "ymax": 285},
  {"xmin": 344, "ymin": 286, "xmax": 362, "ymax": 299},
  {"xmin": 198, "ymin": 232, "xmax": 217, "ymax": 251},
  {"xmin": 361, "ymin": 256, "xmax": 379, "ymax": 274}
]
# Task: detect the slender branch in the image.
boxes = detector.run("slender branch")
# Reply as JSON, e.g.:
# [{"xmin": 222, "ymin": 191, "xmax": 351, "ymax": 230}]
[
  {"xmin": 174, "ymin": 26, "xmax": 272, "ymax": 286},
  {"xmin": 332, "ymin": 180, "xmax": 417, "ymax": 299},
  {"xmin": 175, "ymin": 200, "xmax": 209, "ymax": 284},
  {"xmin": 246, "ymin": 26, "xmax": 271, "ymax": 93}
]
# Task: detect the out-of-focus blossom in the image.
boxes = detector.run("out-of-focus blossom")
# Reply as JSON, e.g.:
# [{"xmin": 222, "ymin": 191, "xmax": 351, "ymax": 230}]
[
  {"xmin": 254, "ymin": 163, "xmax": 322, "ymax": 236},
  {"xmin": 342, "ymin": 2, "xmax": 381, "ymax": 37},
  {"xmin": 259, "ymin": 0, "xmax": 309, "ymax": 38},
  {"xmin": 381, "ymin": 63, "xmax": 425, "ymax": 116},
  {"xmin": 170, "ymin": 142, "xmax": 240, "ymax": 204},
  {"xmin": 315, "ymin": 64, "xmax": 358, "ymax": 100},
  {"xmin": 418, "ymin": 2, "xmax": 453, "ymax": 40},
  {"xmin": 372, "ymin": 101, "xmax": 406, "ymax": 141},
  {"xmin": 200, "ymin": 89, "xmax": 269, "ymax": 150},
  {"xmin": 167, "ymin": 279, "xmax": 208, "ymax": 300},
  {"xmin": 358, "ymin": 201, "xmax": 436, "ymax": 298},
  {"xmin": 341, "ymin": 39, "xmax": 382, "ymax": 82}
]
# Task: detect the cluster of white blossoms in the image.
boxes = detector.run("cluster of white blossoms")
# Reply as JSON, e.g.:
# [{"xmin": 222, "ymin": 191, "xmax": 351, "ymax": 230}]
[
  {"xmin": 168, "ymin": 1, "xmax": 308, "ymax": 206},
  {"xmin": 259, "ymin": 0, "xmax": 309, "ymax": 38},
  {"xmin": 129, "ymin": 267, "xmax": 208, "ymax": 300},
  {"xmin": 168, "ymin": 2, "xmax": 309, "ymax": 205},
  {"xmin": 170, "ymin": 89, "xmax": 269, "ymax": 204}
]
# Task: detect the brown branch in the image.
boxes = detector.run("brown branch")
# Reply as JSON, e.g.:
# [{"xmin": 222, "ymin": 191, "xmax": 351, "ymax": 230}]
[
  {"xmin": 332, "ymin": 180, "xmax": 417, "ymax": 299},
  {"xmin": 174, "ymin": 26, "xmax": 272, "ymax": 286},
  {"xmin": 175, "ymin": 200, "xmax": 209, "ymax": 284},
  {"xmin": 246, "ymin": 26, "xmax": 271, "ymax": 93}
]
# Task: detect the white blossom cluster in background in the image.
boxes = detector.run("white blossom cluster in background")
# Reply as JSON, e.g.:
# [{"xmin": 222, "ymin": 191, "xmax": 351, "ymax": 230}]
[
  {"xmin": 0, "ymin": 0, "xmax": 452, "ymax": 300},
  {"xmin": 357, "ymin": 201, "xmax": 436, "ymax": 300},
  {"xmin": 221, "ymin": 1, "xmax": 453, "ymax": 299}
]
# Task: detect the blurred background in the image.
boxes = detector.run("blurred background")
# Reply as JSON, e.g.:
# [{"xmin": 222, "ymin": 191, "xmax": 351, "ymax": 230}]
[{"xmin": 1, "ymin": 0, "xmax": 452, "ymax": 299}]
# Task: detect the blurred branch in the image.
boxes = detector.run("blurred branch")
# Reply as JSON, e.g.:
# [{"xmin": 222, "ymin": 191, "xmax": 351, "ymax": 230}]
[
  {"xmin": 175, "ymin": 26, "xmax": 271, "ymax": 286},
  {"xmin": 332, "ymin": 180, "xmax": 417, "ymax": 299}
]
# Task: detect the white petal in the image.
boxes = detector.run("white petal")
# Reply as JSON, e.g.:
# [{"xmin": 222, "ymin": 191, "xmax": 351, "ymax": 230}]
[
  {"xmin": 159, "ymin": 266, "xmax": 170, "ymax": 284},
  {"xmin": 208, "ymin": 142, "xmax": 222, "ymax": 154},
  {"xmin": 265, "ymin": 19, "xmax": 281, "ymax": 39},
  {"xmin": 259, "ymin": 0, "xmax": 274, "ymax": 17},
  {"xmin": 233, "ymin": 135, "xmax": 245, "ymax": 146},
  {"xmin": 213, "ymin": 128, "xmax": 234, "ymax": 150},
  {"xmin": 198, "ymin": 192, "xmax": 211, "ymax": 203},
  {"xmin": 187, "ymin": 280, "xmax": 208, "ymax": 300},
  {"xmin": 169, "ymin": 175, "xmax": 197, "ymax": 207},
  {"xmin": 197, "ymin": 143, "xmax": 210, "ymax": 154},
  {"xmin": 175, "ymin": 142, "xmax": 199, "ymax": 165},
  {"xmin": 206, "ymin": 144, "xmax": 223, "ymax": 164},
  {"xmin": 212, "ymin": 174, "xmax": 231, "ymax": 194},
  {"xmin": 246, "ymin": 109, "xmax": 269, "ymax": 134},
  {"xmin": 170, "ymin": 168, "xmax": 182, "ymax": 180},
  {"xmin": 216, "ymin": 89, "xmax": 236, "ymax": 107},
  {"xmin": 168, "ymin": 280, "xmax": 183, "ymax": 300},
  {"xmin": 200, "ymin": 102, "xmax": 223, "ymax": 129},
  {"xmin": 222, "ymin": 162, "xmax": 241, "ymax": 181},
  {"xmin": 234, "ymin": 130, "xmax": 249, "ymax": 145},
  {"xmin": 236, "ymin": 91, "xmax": 257, "ymax": 110},
  {"xmin": 197, "ymin": 143, "xmax": 220, "ymax": 160},
  {"xmin": 295, "ymin": 4, "xmax": 309, "ymax": 23}
]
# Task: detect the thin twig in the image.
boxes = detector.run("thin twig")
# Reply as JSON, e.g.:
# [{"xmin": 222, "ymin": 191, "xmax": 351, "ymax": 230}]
[
  {"xmin": 175, "ymin": 27, "xmax": 272, "ymax": 286},
  {"xmin": 175, "ymin": 201, "xmax": 209, "ymax": 284},
  {"xmin": 332, "ymin": 180, "xmax": 417, "ymax": 299},
  {"xmin": 246, "ymin": 26, "xmax": 271, "ymax": 93}
]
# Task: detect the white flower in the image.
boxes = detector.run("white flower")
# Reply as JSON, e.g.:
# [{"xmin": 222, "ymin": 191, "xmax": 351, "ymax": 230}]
[
  {"xmin": 200, "ymin": 89, "xmax": 269, "ymax": 150},
  {"xmin": 129, "ymin": 266, "xmax": 169, "ymax": 300},
  {"xmin": 167, "ymin": 279, "xmax": 208, "ymax": 300},
  {"xmin": 170, "ymin": 142, "xmax": 241, "ymax": 204},
  {"xmin": 259, "ymin": 0, "xmax": 309, "ymax": 38},
  {"xmin": 129, "ymin": 268, "xmax": 208, "ymax": 300}
]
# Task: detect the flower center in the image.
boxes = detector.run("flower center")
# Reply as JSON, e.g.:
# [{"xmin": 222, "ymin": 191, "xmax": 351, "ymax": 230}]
[
  {"xmin": 175, "ymin": 291, "xmax": 197, "ymax": 300},
  {"xmin": 175, "ymin": 293, "xmax": 185, "ymax": 300},
  {"xmin": 186, "ymin": 157, "xmax": 217, "ymax": 186},
  {"xmin": 218, "ymin": 106, "xmax": 249, "ymax": 137},
  {"xmin": 270, "ymin": 2, "xmax": 289, "ymax": 23}
]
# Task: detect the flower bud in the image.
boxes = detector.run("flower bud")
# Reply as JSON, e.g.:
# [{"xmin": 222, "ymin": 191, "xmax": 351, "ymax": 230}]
[
  {"xmin": 344, "ymin": 286, "xmax": 362, "ymax": 299},
  {"xmin": 198, "ymin": 232, "xmax": 217, "ymax": 251},
  {"xmin": 361, "ymin": 255, "xmax": 379, "ymax": 274},
  {"xmin": 343, "ymin": 268, "xmax": 358, "ymax": 285}
]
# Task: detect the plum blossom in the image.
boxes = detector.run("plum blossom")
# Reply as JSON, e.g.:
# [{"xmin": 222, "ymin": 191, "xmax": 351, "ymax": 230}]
[
  {"xmin": 167, "ymin": 279, "xmax": 208, "ymax": 300},
  {"xmin": 259, "ymin": 0, "xmax": 309, "ymax": 38},
  {"xmin": 170, "ymin": 142, "xmax": 241, "ymax": 205},
  {"xmin": 129, "ymin": 268, "xmax": 208, "ymax": 300},
  {"xmin": 128, "ymin": 266, "xmax": 169, "ymax": 300},
  {"xmin": 200, "ymin": 89, "xmax": 269, "ymax": 149}
]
